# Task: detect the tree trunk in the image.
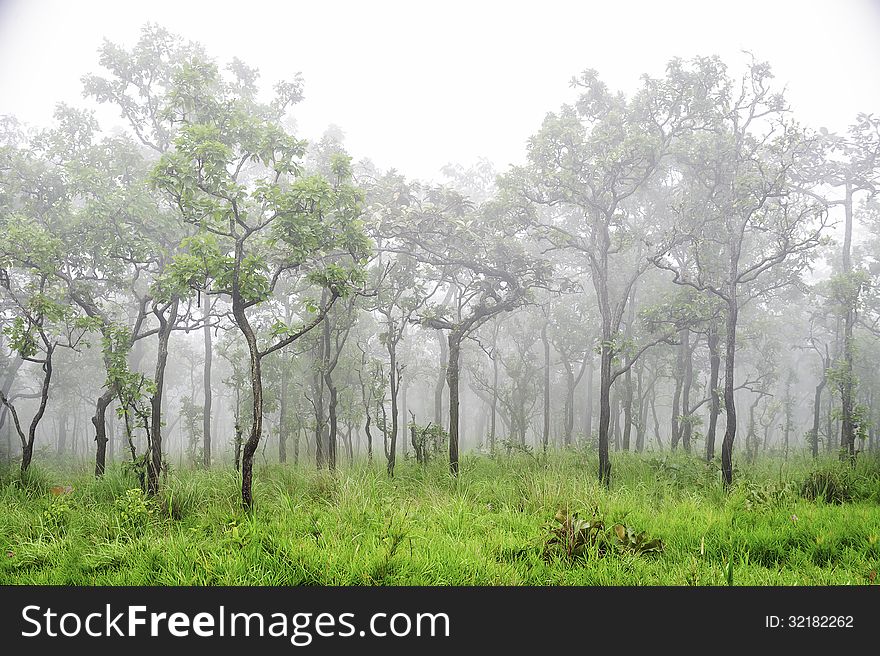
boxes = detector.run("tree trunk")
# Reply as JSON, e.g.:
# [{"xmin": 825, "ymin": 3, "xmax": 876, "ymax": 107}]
[
  {"xmin": 202, "ymin": 292, "xmax": 212, "ymax": 469},
  {"xmin": 447, "ymin": 333, "xmax": 462, "ymax": 476},
  {"xmin": 386, "ymin": 347, "xmax": 399, "ymax": 477},
  {"xmin": 671, "ymin": 331, "xmax": 684, "ymax": 450},
  {"xmin": 611, "ymin": 391, "xmax": 620, "ymax": 451},
  {"xmin": 541, "ymin": 322, "xmax": 550, "ymax": 452},
  {"xmin": 400, "ymin": 373, "xmax": 408, "ymax": 458},
  {"xmin": 324, "ymin": 314, "xmax": 338, "ymax": 472},
  {"xmin": 840, "ymin": 182, "xmax": 856, "ymax": 461},
  {"xmin": 705, "ymin": 323, "xmax": 721, "ymax": 462},
  {"xmin": 435, "ymin": 331, "xmax": 448, "ymax": 429},
  {"xmin": 313, "ymin": 360, "xmax": 325, "ymax": 469},
  {"xmin": 721, "ymin": 295, "xmax": 738, "ymax": 487},
  {"xmin": 237, "ymin": 319, "xmax": 262, "ymax": 509},
  {"xmin": 598, "ymin": 344, "xmax": 613, "ymax": 484},
  {"xmin": 810, "ymin": 369, "xmax": 826, "ymax": 458},
  {"xmin": 622, "ymin": 367, "xmax": 633, "ymax": 451},
  {"xmin": 147, "ymin": 297, "xmax": 178, "ymax": 496},
  {"xmin": 681, "ymin": 328, "xmax": 693, "ymax": 453},
  {"xmin": 364, "ymin": 413, "xmax": 373, "ymax": 464},
  {"xmin": 490, "ymin": 349, "xmax": 498, "ymax": 452},
  {"xmin": 279, "ymin": 364, "xmax": 288, "ymax": 463},
  {"xmin": 57, "ymin": 414, "xmax": 67, "ymax": 455},
  {"xmin": 583, "ymin": 356, "xmax": 593, "ymax": 441},
  {"xmin": 92, "ymin": 389, "xmax": 114, "ymax": 477},
  {"xmin": 650, "ymin": 387, "xmax": 663, "ymax": 450}
]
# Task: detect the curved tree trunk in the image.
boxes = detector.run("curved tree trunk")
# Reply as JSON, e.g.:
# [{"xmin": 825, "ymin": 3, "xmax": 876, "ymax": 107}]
[{"xmin": 147, "ymin": 297, "xmax": 179, "ymax": 496}]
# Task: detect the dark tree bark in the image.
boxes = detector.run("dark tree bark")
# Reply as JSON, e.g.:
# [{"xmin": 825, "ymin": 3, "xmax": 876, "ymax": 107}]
[
  {"xmin": 721, "ymin": 294, "xmax": 738, "ymax": 486},
  {"xmin": 323, "ymin": 311, "xmax": 338, "ymax": 472},
  {"xmin": 447, "ymin": 332, "xmax": 462, "ymax": 476},
  {"xmin": 202, "ymin": 292, "xmax": 212, "ymax": 469},
  {"xmin": 92, "ymin": 389, "xmax": 114, "ymax": 477},
  {"xmin": 147, "ymin": 296, "xmax": 179, "ymax": 496},
  {"xmin": 598, "ymin": 344, "xmax": 613, "ymax": 483}
]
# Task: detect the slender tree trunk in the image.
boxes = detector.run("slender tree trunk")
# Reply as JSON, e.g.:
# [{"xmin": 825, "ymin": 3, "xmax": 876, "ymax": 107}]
[
  {"xmin": 435, "ymin": 332, "xmax": 448, "ymax": 429},
  {"xmin": 706, "ymin": 323, "xmax": 721, "ymax": 462},
  {"xmin": 490, "ymin": 350, "xmax": 498, "ymax": 452},
  {"xmin": 681, "ymin": 329, "xmax": 693, "ymax": 453},
  {"xmin": 671, "ymin": 331, "xmax": 684, "ymax": 450},
  {"xmin": 147, "ymin": 297, "xmax": 178, "ymax": 496},
  {"xmin": 598, "ymin": 343, "xmax": 613, "ymax": 484},
  {"xmin": 810, "ymin": 369, "xmax": 826, "ymax": 458},
  {"xmin": 622, "ymin": 367, "xmax": 633, "ymax": 451},
  {"xmin": 447, "ymin": 333, "xmax": 462, "ymax": 476},
  {"xmin": 611, "ymin": 391, "xmax": 620, "ymax": 451},
  {"xmin": 236, "ymin": 316, "xmax": 262, "ymax": 509},
  {"xmin": 364, "ymin": 413, "xmax": 373, "ymax": 464},
  {"xmin": 92, "ymin": 389, "xmax": 113, "ymax": 477},
  {"xmin": 279, "ymin": 364, "xmax": 288, "ymax": 463},
  {"xmin": 783, "ymin": 374, "xmax": 793, "ymax": 460},
  {"xmin": 721, "ymin": 294, "xmax": 738, "ymax": 487},
  {"xmin": 324, "ymin": 314, "xmax": 338, "ymax": 472},
  {"xmin": 563, "ymin": 362, "xmax": 576, "ymax": 446},
  {"xmin": 387, "ymin": 348, "xmax": 399, "ymax": 477},
  {"xmin": 584, "ymin": 356, "xmax": 593, "ymax": 441},
  {"xmin": 840, "ymin": 182, "xmax": 856, "ymax": 461},
  {"xmin": 313, "ymin": 361, "xmax": 325, "ymax": 469},
  {"xmin": 202, "ymin": 292, "xmax": 212, "ymax": 469},
  {"xmin": 57, "ymin": 414, "xmax": 67, "ymax": 455},
  {"xmin": 650, "ymin": 388, "xmax": 663, "ymax": 450},
  {"xmin": 635, "ymin": 363, "xmax": 648, "ymax": 452},
  {"xmin": 541, "ymin": 322, "xmax": 550, "ymax": 452},
  {"xmin": 400, "ymin": 373, "xmax": 408, "ymax": 458},
  {"xmin": 826, "ymin": 386, "xmax": 835, "ymax": 454}
]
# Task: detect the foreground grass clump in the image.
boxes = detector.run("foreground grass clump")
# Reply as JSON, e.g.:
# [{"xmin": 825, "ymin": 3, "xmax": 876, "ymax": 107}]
[{"xmin": 0, "ymin": 450, "xmax": 878, "ymax": 585}]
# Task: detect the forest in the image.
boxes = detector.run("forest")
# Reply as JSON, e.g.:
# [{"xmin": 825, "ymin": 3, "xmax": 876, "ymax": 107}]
[{"xmin": 1, "ymin": 24, "xmax": 879, "ymax": 586}]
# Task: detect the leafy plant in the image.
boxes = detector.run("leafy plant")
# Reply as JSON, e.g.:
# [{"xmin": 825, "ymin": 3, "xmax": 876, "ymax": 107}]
[
  {"xmin": 800, "ymin": 466, "xmax": 853, "ymax": 504},
  {"xmin": 611, "ymin": 523, "xmax": 663, "ymax": 555},
  {"xmin": 543, "ymin": 509, "xmax": 663, "ymax": 562},
  {"xmin": 543, "ymin": 508, "xmax": 607, "ymax": 561}
]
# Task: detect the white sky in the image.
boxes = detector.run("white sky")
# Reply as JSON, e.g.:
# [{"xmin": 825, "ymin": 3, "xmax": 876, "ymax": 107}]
[{"xmin": 1, "ymin": 0, "xmax": 879, "ymax": 183}]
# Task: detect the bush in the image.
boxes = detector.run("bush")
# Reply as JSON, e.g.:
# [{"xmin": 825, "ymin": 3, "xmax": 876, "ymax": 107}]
[{"xmin": 800, "ymin": 466, "xmax": 853, "ymax": 504}]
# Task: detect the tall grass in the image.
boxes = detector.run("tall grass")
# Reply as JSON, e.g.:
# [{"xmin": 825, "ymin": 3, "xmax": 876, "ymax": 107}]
[{"xmin": 1, "ymin": 450, "xmax": 878, "ymax": 585}]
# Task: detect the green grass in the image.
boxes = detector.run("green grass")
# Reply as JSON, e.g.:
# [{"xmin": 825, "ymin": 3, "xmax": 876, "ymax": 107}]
[{"xmin": 1, "ymin": 450, "xmax": 878, "ymax": 585}]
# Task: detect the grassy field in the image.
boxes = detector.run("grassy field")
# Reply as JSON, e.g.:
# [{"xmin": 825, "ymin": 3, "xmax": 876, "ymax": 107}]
[{"xmin": 1, "ymin": 449, "xmax": 878, "ymax": 585}]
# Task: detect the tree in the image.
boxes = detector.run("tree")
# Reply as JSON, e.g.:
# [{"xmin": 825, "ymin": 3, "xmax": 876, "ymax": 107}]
[
  {"xmin": 152, "ymin": 48, "xmax": 369, "ymax": 507},
  {"xmin": 505, "ymin": 60, "xmax": 712, "ymax": 483},
  {"xmin": 654, "ymin": 57, "xmax": 827, "ymax": 485},
  {"xmin": 386, "ymin": 185, "xmax": 550, "ymax": 475}
]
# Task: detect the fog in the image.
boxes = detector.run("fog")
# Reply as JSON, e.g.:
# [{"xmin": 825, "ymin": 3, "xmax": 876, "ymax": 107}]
[{"xmin": 0, "ymin": 2, "xmax": 879, "ymax": 501}]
